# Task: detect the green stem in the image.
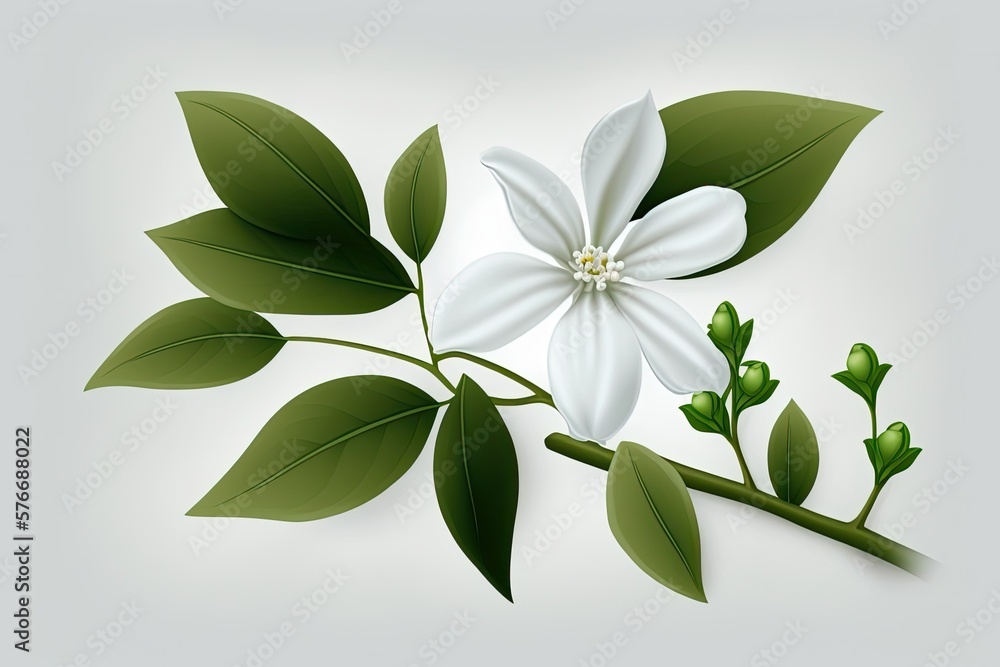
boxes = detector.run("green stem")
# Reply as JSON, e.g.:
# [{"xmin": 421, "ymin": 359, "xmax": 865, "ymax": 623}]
[
  {"xmin": 853, "ymin": 482, "xmax": 885, "ymax": 528},
  {"xmin": 728, "ymin": 413, "xmax": 758, "ymax": 491},
  {"xmin": 492, "ymin": 395, "xmax": 553, "ymax": 407},
  {"xmin": 869, "ymin": 400, "xmax": 879, "ymax": 446},
  {"xmin": 438, "ymin": 351, "xmax": 555, "ymax": 408},
  {"xmin": 850, "ymin": 399, "xmax": 883, "ymax": 527},
  {"xmin": 283, "ymin": 335, "xmax": 455, "ymax": 392},
  {"xmin": 414, "ymin": 264, "xmax": 438, "ymax": 361},
  {"xmin": 544, "ymin": 435, "xmax": 935, "ymax": 578},
  {"xmin": 727, "ymin": 368, "xmax": 757, "ymax": 490}
]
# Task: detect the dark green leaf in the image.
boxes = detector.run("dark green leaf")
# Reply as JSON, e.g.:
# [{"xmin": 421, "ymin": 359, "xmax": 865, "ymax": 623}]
[
  {"xmin": 864, "ymin": 438, "xmax": 878, "ymax": 470},
  {"xmin": 148, "ymin": 209, "xmax": 414, "ymax": 315},
  {"xmin": 832, "ymin": 371, "xmax": 873, "ymax": 406},
  {"xmin": 188, "ymin": 376, "xmax": 442, "ymax": 521},
  {"xmin": 870, "ymin": 363, "xmax": 893, "ymax": 394},
  {"xmin": 767, "ymin": 400, "xmax": 820, "ymax": 505},
  {"xmin": 879, "ymin": 448, "xmax": 922, "ymax": 484},
  {"xmin": 679, "ymin": 404, "xmax": 723, "ymax": 435},
  {"xmin": 87, "ymin": 298, "xmax": 284, "ymax": 390},
  {"xmin": 636, "ymin": 91, "xmax": 881, "ymax": 277},
  {"xmin": 434, "ymin": 376, "xmax": 518, "ymax": 602},
  {"xmin": 735, "ymin": 319, "xmax": 754, "ymax": 361},
  {"xmin": 737, "ymin": 379, "xmax": 780, "ymax": 413},
  {"xmin": 385, "ymin": 125, "xmax": 446, "ymax": 262},
  {"xmin": 177, "ymin": 91, "xmax": 369, "ymax": 240},
  {"xmin": 607, "ymin": 441, "xmax": 706, "ymax": 603}
]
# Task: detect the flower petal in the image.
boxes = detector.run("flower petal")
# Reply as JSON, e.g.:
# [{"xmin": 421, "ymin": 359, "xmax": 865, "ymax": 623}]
[
  {"xmin": 431, "ymin": 253, "xmax": 576, "ymax": 354},
  {"xmin": 617, "ymin": 186, "xmax": 747, "ymax": 280},
  {"xmin": 481, "ymin": 147, "xmax": 585, "ymax": 259},
  {"xmin": 548, "ymin": 291, "xmax": 642, "ymax": 442},
  {"xmin": 608, "ymin": 283, "xmax": 728, "ymax": 394},
  {"xmin": 581, "ymin": 91, "xmax": 666, "ymax": 248}
]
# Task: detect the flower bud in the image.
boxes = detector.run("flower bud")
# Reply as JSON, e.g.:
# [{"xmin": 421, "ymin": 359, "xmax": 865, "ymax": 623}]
[
  {"xmin": 740, "ymin": 362, "xmax": 768, "ymax": 396},
  {"xmin": 710, "ymin": 302, "xmax": 738, "ymax": 343},
  {"xmin": 846, "ymin": 343, "xmax": 878, "ymax": 383},
  {"xmin": 691, "ymin": 392, "xmax": 717, "ymax": 417},
  {"xmin": 876, "ymin": 422, "xmax": 910, "ymax": 461}
]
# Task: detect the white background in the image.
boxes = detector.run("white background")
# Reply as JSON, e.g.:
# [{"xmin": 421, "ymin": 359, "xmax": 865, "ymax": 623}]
[{"xmin": 2, "ymin": 0, "xmax": 997, "ymax": 665}]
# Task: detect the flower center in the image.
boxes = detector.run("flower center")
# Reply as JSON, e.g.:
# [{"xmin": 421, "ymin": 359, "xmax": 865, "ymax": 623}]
[{"xmin": 571, "ymin": 245, "xmax": 624, "ymax": 292}]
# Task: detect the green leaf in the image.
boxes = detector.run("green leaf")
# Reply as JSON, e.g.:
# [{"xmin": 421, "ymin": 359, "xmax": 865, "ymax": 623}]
[
  {"xmin": 434, "ymin": 376, "xmax": 518, "ymax": 602},
  {"xmin": 879, "ymin": 448, "xmax": 922, "ymax": 484},
  {"xmin": 87, "ymin": 298, "xmax": 284, "ymax": 390},
  {"xmin": 832, "ymin": 370, "xmax": 873, "ymax": 406},
  {"xmin": 148, "ymin": 209, "xmax": 414, "ymax": 315},
  {"xmin": 870, "ymin": 363, "xmax": 893, "ymax": 394},
  {"xmin": 607, "ymin": 441, "xmax": 706, "ymax": 603},
  {"xmin": 177, "ymin": 91, "xmax": 369, "ymax": 241},
  {"xmin": 767, "ymin": 400, "xmax": 820, "ymax": 505},
  {"xmin": 188, "ymin": 376, "xmax": 442, "ymax": 521},
  {"xmin": 679, "ymin": 404, "xmax": 724, "ymax": 436},
  {"xmin": 734, "ymin": 319, "xmax": 754, "ymax": 361},
  {"xmin": 737, "ymin": 379, "xmax": 780, "ymax": 413},
  {"xmin": 863, "ymin": 438, "xmax": 878, "ymax": 470},
  {"xmin": 636, "ymin": 91, "xmax": 881, "ymax": 277},
  {"xmin": 385, "ymin": 125, "xmax": 446, "ymax": 262}
]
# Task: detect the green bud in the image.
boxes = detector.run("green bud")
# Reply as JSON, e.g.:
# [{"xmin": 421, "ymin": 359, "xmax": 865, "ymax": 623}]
[
  {"xmin": 846, "ymin": 343, "xmax": 878, "ymax": 383},
  {"xmin": 691, "ymin": 392, "xmax": 717, "ymax": 417},
  {"xmin": 710, "ymin": 302, "xmax": 738, "ymax": 343},
  {"xmin": 876, "ymin": 422, "xmax": 910, "ymax": 462},
  {"xmin": 740, "ymin": 362, "xmax": 768, "ymax": 396}
]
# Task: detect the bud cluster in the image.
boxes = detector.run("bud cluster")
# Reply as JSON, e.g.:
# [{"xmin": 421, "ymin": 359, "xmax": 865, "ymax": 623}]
[{"xmin": 834, "ymin": 344, "xmax": 921, "ymax": 484}]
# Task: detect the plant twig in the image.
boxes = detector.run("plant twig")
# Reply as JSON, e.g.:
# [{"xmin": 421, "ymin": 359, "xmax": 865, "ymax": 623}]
[{"xmin": 544, "ymin": 434, "xmax": 936, "ymax": 578}]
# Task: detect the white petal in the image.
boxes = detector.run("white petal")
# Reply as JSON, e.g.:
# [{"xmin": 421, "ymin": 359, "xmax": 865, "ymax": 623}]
[
  {"xmin": 548, "ymin": 291, "xmax": 642, "ymax": 442},
  {"xmin": 617, "ymin": 186, "xmax": 747, "ymax": 280},
  {"xmin": 609, "ymin": 283, "xmax": 728, "ymax": 394},
  {"xmin": 481, "ymin": 147, "xmax": 585, "ymax": 259},
  {"xmin": 581, "ymin": 91, "xmax": 666, "ymax": 248},
  {"xmin": 431, "ymin": 253, "xmax": 576, "ymax": 354}
]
